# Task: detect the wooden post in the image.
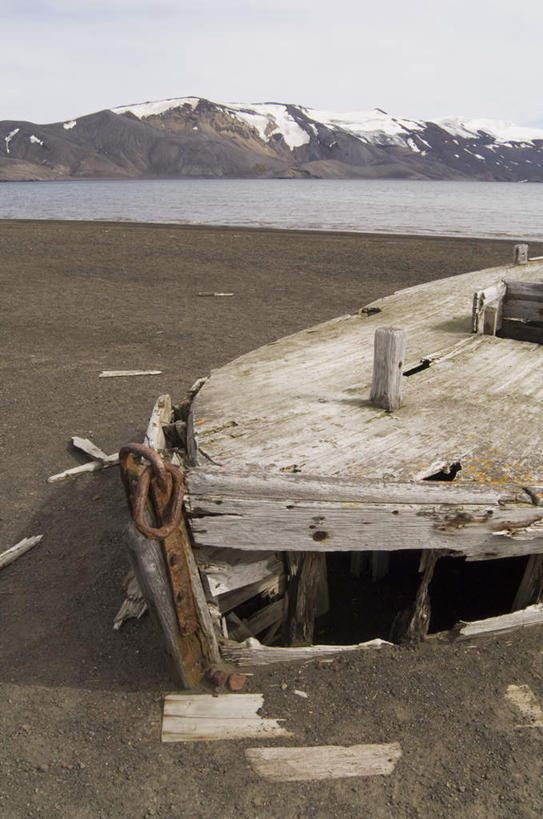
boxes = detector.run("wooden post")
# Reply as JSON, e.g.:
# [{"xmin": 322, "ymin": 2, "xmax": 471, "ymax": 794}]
[
  {"xmin": 370, "ymin": 328, "xmax": 407, "ymax": 411},
  {"xmin": 513, "ymin": 244, "xmax": 528, "ymax": 265}
]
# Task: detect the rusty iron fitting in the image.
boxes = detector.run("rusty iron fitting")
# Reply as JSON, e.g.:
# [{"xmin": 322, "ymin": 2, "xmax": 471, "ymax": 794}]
[
  {"xmin": 119, "ymin": 444, "xmax": 185, "ymax": 539},
  {"xmin": 119, "ymin": 443, "xmax": 171, "ymax": 494}
]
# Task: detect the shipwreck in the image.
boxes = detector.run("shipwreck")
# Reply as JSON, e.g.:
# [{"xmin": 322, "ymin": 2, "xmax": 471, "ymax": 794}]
[{"xmin": 118, "ymin": 244, "xmax": 543, "ymax": 688}]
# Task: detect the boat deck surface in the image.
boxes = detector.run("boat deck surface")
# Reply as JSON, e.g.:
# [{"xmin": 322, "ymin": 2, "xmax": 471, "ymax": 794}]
[{"xmin": 192, "ymin": 260, "xmax": 543, "ymax": 486}]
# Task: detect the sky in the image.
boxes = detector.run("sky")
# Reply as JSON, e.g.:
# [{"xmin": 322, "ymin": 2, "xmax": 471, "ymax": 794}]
[{"xmin": 1, "ymin": 0, "xmax": 542, "ymax": 126}]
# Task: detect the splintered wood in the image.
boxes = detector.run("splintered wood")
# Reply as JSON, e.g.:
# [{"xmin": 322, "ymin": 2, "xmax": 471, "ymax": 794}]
[
  {"xmin": 245, "ymin": 743, "xmax": 402, "ymax": 781},
  {"xmin": 0, "ymin": 536, "xmax": 43, "ymax": 570},
  {"xmin": 161, "ymin": 694, "xmax": 291, "ymax": 742}
]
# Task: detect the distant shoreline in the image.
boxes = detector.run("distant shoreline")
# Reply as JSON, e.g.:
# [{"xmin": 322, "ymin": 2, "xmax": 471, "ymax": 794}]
[{"xmin": 0, "ymin": 217, "xmax": 537, "ymax": 245}]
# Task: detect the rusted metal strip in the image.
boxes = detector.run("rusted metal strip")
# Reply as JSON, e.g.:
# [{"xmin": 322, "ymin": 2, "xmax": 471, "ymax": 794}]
[{"xmin": 120, "ymin": 444, "xmax": 213, "ymax": 687}]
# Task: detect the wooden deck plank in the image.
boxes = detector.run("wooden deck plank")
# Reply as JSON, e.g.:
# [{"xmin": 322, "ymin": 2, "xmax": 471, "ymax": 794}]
[{"xmin": 192, "ymin": 260, "xmax": 543, "ymax": 483}]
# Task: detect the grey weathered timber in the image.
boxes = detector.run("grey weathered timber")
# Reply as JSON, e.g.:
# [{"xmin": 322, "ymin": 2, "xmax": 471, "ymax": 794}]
[
  {"xmin": 191, "ymin": 260, "xmax": 543, "ymax": 485},
  {"xmin": 285, "ymin": 552, "xmax": 327, "ymax": 646},
  {"xmin": 512, "ymin": 554, "xmax": 543, "ymax": 610},
  {"xmin": 0, "ymin": 535, "xmax": 43, "ymax": 570},
  {"xmin": 513, "ymin": 243, "xmax": 529, "ymax": 265},
  {"xmin": 125, "ymin": 524, "xmax": 190, "ymax": 686},
  {"xmin": 472, "ymin": 281, "xmax": 506, "ymax": 335},
  {"xmin": 446, "ymin": 603, "xmax": 543, "ymax": 639},
  {"xmin": 185, "ymin": 469, "xmax": 543, "ymax": 559},
  {"xmin": 370, "ymin": 327, "xmax": 407, "ymax": 411},
  {"xmin": 161, "ymin": 693, "xmax": 291, "ymax": 742},
  {"xmin": 245, "ymin": 743, "xmax": 402, "ymax": 781},
  {"xmin": 221, "ymin": 636, "xmax": 391, "ymax": 665}
]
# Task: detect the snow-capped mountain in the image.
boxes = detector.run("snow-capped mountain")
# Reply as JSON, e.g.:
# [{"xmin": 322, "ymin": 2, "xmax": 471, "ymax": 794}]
[{"xmin": 1, "ymin": 97, "xmax": 543, "ymax": 182}]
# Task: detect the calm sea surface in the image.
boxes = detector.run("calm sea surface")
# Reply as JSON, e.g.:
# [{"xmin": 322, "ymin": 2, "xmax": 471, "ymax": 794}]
[{"xmin": 0, "ymin": 179, "xmax": 541, "ymax": 240}]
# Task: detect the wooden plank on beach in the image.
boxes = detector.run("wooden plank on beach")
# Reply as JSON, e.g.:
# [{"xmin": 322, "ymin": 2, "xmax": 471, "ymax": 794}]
[
  {"xmin": 99, "ymin": 369, "xmax": 162, "ymax": 378},
  {"xmin": 48, "ymin": 453, "xmax": 119, "ymax": 483},
  {"xmin": 161, "ymin": 693, "xmax": 291, "ymax": 742},
  {"xmin": 0, "ymin": 535, "xmax": 44, "ymax": 570},
  {"xmin": 245, "ymin": 743, "xmax": 402, "ymax": 781},
  {"xmin": 221, "ymin": 636, "xmax": 391, "ymax": 665},
  {"xmin": 434, "ymin": 603, "xmax": 543, "ymax": 640}
]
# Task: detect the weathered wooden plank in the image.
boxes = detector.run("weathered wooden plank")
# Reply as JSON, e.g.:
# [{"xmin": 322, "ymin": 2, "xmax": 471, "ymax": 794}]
[
  {"xmin": 191, "ymin": 261, "xmax": 543, "ymax": 483},
  {"xmin": 187, "ymin": 493, "xmax": 543, "ymax": 559},
  {"xmin": 370, "ymin": 327, "xmax": 407, "ymax": 410},
  {"xmin": 245, "ymin": 743, "xmax": 402, "ymax": 781},
  {"xmin": 449, "ymin": 603, "xmax": 543, "ymax": 638},
  {"xmin": 512, "ymin": 554, "xmax": 543, "ymax": 610},
  {"xmin": 472, "ymin": 280, "xmax": 506, "ymax": 335},
  {"xmin": 217, "ymin": 571, "xmax": 285, "ymax": 613},
  {"xmin": 513, "ymin": 244, "xmax": 529, "ymax": 265},
  {"xmin": 99, "ymin": 369, "xmax": 162, "ymax": 377},
  {"xmin": 71, "ymin": 436, "xmax": 109, "ymax": 462},
  {"xmin": 245, "ymin": 598, "xmax": 285, "ymax": 636},
  {"xmin": 285, "ymin": 552, "xmax": 327, "ymax": 646},
  {"xmin": 144, "ymin": 394, "xmax": 172, "ymax": 451},
  {"xmin": 192, "ymin": 545, "xmax": 283, "ymax": 596},
  {"xmin": 221, "ymin": 636, "xmax": 391, "ymax": 665},
  {"xmin": 48, "ymin": 453, "xmax": 119, "ymax": 482},
  {"xmin": 186, "ymin": 468, "xmax": 522, "ymax": 507},
  {"xmin": 161, "ymin": 693, "xmax": 291, "ymax": 742},
  {"xmin": 0, "ymin": 535, "xmax": 43, "ymax": 570}
]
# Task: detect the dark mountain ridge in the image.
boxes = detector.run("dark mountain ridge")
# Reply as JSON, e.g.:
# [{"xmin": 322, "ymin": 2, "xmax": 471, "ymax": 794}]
[{"xmin": 1, "ymin": 97, "xmax": 542, "ymax": 182}]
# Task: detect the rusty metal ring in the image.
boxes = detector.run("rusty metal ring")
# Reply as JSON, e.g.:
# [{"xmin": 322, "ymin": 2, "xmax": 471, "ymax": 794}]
[
  {"xmin": 119, "ymin": 443, "xmax": 170, "ymax": 494},
  {"xmin": 132, "ymin": 462, "xmax": 185, "ymax": 540}
]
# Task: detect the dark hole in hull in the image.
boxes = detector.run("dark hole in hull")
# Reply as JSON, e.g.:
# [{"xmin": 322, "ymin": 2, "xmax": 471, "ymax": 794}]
[
  {"xmin": 423, "ymin": 461, "xmax": 462, "ymax": 482},
  {"xmin": 310, "ymin": 551, "xmax": 530, "ymax": 646}
]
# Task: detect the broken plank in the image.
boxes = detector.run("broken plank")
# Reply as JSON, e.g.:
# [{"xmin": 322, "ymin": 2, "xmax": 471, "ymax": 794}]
[
  {"xmin": 71, "ymin": 437, "xmax": 109, "ymax": 462},
  {"xmin": 99, "ymin": 369, "xmax": 162, "ymax": 377},
  {"xmin": 285, "ymin": 552, "xmax": 327, "ymax": 646},
  {"xmin": 246, "ymin": 598, "xmax": 285, "ymax": 636},
  {"xmin": 161, "ymin": 693, "xmax": 291, "ymax": 742},
  {"xmin": 440, "ymin": 603, "xmax": 543, "ymax": 640},
  {"xmin": 144, "ymin": 394, "xmax": 172, "ymax": 452},
  {"xmin": 222, "ymin": 636, "xmax": 391, "ymax": 666},
  {"xmin": 245, "ymin": 743, "xmax": 402, "ymax": 781},
  {"xmin": 193, "ymin": 546, "xmax": 283, "ymax": 596},
  {"xmin": 217, "ymin": 571, "xmax": 285, "ymax": 614},
  {"xmin": 113, "ymin": 571, "xmax": 147, "ymax": 630},
  {"xmin": 0, "ymin": 535, "xmax": 44, "ymax": 570},
  {"xmin": 48, "ymin": 453, "xmax": 119, "ymax": 483}
]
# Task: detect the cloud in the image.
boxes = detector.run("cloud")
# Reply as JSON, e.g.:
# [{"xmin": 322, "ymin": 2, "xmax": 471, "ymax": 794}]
[{"xmin": 1, "ymin": 0, "xmax": 541, "ymax": 124}]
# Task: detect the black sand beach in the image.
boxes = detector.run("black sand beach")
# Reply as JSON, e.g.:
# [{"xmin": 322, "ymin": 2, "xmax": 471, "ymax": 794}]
[{"xmin": 2, "ymin": 220, "xmax": 542, "ymax": 818}]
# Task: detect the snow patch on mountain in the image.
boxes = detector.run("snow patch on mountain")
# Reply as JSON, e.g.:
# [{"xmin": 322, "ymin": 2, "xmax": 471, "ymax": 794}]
[
  {"xmin": 30, "ymin": 135, "xmax": 44, "ymax": 146},
  {"xmin": 112, "ymin": 97, "xmax": 200, "ymax": 118},
  {"xmin": 303, "ymin": 107, "xmax": 424, "ymax": 146},
  {"xmin": 4, "ymin": 128, "xmax": 19, "ymax": 154},
  {"xmin": 63, "ymin": 120, "xmax": 77, "ymax": 130},
  {"xmin": 436, "ymin": 117, "xmax": 543, "ymax": 145},
  {"xmin": 224, "ymin": 102, "xmax": 310, "ymax": 149}
]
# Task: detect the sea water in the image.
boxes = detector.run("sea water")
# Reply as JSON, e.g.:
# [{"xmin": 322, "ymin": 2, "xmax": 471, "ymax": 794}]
[{"xmin": 0, "ymin": 178, "xmax": 541, "ymax": 241}]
